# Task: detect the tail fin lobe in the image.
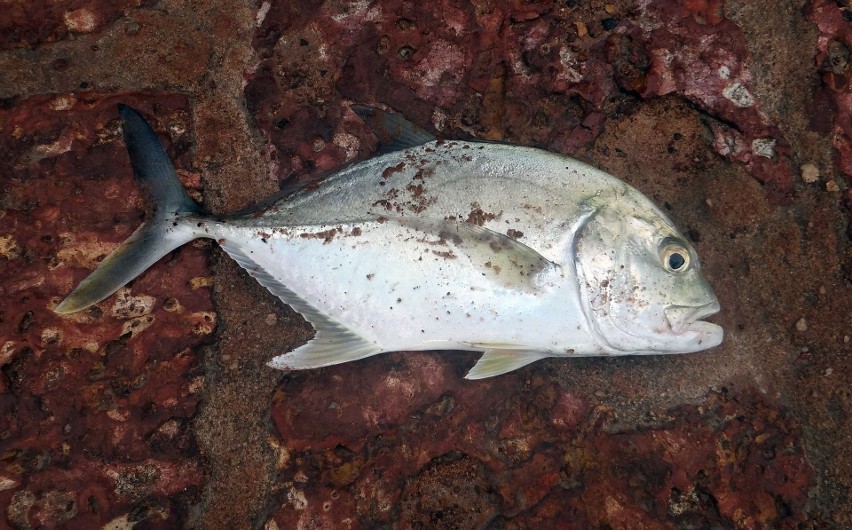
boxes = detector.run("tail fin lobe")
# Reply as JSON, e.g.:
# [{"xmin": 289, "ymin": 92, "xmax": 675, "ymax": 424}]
[
  {"xmin": 54, "ymin": 220, "xmax": 197, "ymax": 314},
  {"xmin": 117, "ymin": 104, "xmax": 202, "ymax": 219},
  {"xmin": 55, "ymin": 105, "xmax": 204, "ymax": 314}
]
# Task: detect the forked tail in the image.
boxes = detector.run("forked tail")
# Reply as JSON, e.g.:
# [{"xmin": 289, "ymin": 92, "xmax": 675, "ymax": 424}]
[{"xmin": 54, "ymin": 105, "xmax": 204, "ymax": 314}]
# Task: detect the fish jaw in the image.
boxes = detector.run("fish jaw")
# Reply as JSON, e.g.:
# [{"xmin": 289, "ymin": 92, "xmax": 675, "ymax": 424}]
[{"xmin": 663, "ymin": 300, "xmax": 724, "ymax": 351}]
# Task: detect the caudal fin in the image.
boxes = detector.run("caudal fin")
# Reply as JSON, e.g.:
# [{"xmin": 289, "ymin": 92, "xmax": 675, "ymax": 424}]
[{"xmin": 54, "ymin": 105, "xmax": 203, "ymax": 314}]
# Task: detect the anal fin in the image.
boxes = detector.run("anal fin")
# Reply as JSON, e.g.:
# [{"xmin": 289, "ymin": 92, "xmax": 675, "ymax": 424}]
[
  {"xmin": 219, "ymin": 242, "xmax": 381, "ymax": 370},
  {"xmin": 464, "ymin": 349, "xmax": 549, "ymax": 380}
]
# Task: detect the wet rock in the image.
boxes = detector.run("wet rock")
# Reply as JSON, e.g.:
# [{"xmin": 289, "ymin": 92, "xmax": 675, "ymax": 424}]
[
  {"xmin": 1, "ymin": 0, "xmax": 849, "ymax": 527},
  {"xmin": 399, "ymin": 452, "xmax": 499, "ymax": 530},
  {"xmin": 247, "ymin": 0, "xmax": 795, "ymax": 199},
  {"xmin": 0, "ymin": 1, "xmax": 142, "ymax": 50},
  {"xmin": 0, "ymin": 94, "xmax": 210, "ymax": 527},
  {"xmin": 808, "ymin": 0, "xmax": 852, "ymax": 185},
  {"xmin": 266, "ymin": 364, "xmax": 812, "ymax": 527}
]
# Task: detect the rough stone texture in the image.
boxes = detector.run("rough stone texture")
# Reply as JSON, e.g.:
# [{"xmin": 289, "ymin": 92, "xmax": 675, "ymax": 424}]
[
  {"xmin": 0, "ymin": 95, "xmax": 210, "ymax": 527},
  {"xmin": 0, "ymin": 0, "xmax": 849, "ymax": 528}
]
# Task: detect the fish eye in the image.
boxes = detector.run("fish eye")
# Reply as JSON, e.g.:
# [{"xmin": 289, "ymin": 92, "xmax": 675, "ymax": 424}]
[{"xmin": 660, "ymin": 243, "xmax": 690, "ymax": 273}]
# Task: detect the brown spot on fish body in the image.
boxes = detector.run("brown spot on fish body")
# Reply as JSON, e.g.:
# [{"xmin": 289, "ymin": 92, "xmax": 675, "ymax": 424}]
[
  {"xmin": 350, "ymin": 227, "xmax": 362, "ymax": 236},
  {"xmin": 432, "ymin": 250, "xmax": 457, "ymax": 259},
  {"xmin": 381, "ymin": 162, "xmax": 405, "ymax": 179},
  {"xmin": 466, "ymin": 203, "xmax": 497, "ymax": 226},
  {"xmin": 507, "ymin": 228, "xmax": 524, "ymax": 239},
  {"xmin": 437, "ymin": 228, "xmax": 463, "ymax": 246},
  {"xmin": 299, "ymin": 227, "xmax": 340, "ymax": 244},
  {"xmin": 372, "ymin": 199, "xmax": 394, "ymax": 211}
]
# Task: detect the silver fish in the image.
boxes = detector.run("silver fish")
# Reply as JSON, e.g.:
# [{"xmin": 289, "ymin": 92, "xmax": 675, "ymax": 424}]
[{"xmin": 55, "ymin": 105, "xmax": 723, "ymax": 379}]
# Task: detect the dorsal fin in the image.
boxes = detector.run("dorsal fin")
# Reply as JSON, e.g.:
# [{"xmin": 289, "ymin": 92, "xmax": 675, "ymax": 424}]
[{"xmin": 351, "ymin": 104, "xmax": 436, "ymax": 154}]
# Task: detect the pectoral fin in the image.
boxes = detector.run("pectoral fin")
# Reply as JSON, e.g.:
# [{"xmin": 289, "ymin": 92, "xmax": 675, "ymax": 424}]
[
  {"xmin": 395, "ymin": 218, "xmax": 557, "ymax": 292},
  {"xmin": 219, "ymin": 242, "xmax": 381, "ymax": 370},
  {"xmin": 465, "ymin": 349, "xmax": 550, "ymax": 379}
]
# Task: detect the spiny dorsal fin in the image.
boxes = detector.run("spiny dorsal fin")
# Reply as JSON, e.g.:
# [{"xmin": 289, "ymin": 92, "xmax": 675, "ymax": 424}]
[
  {"xmin": 351, "ymin": 104, "xmax": 436, "ymax": 154},
  {"xmin": 393, "ymin": 217, "xmax": 557, "ymax": 292}
]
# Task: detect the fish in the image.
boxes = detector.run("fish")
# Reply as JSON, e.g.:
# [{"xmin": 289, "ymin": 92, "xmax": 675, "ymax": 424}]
[{"xmin": 54, "ymin": 104, "xmax": 723, "ymax": 379}]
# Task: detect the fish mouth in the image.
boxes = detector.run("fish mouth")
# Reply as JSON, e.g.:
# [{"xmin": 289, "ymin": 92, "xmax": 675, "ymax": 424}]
[{"xmin": 664, "ymin": 301, "xmax": 721, "ymax": 335}]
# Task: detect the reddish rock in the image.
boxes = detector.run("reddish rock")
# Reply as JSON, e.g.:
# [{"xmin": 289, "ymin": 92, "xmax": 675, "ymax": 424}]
[
  {"xmin": 266, "ymin": 356, "xmax": 811, "ymax": 528},
  {"xmin": 807, "ymin": 0, "xmax": 852, "ymax": 186},
  {"xmin": 247, "ymin": 0, "xmax": 795, "ymax": 199},
  {"xmin": 0, "ymin": 94, "xmax": 211, "ymax": 528},
  {"xmin": 0, "ymin": 1, "xmax": 143, "ymax": 50}
]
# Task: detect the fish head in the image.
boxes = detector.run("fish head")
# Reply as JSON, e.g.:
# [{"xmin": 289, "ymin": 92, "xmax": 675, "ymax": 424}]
[{"xmin": 573, "ymin": 197, "xmax": 723, "ymax": 355}]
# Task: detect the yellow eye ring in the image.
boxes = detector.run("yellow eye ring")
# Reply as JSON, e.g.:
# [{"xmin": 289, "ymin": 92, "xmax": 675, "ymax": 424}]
[{"xmin": 661, "ymin": 244, "xmax": 690, "ymax": 273}]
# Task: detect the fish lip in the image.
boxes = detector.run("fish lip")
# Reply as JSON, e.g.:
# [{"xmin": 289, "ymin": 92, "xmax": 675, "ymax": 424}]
[{"xmin": 664, "ymin": 301, "xmax": 721, "ymax": 334}]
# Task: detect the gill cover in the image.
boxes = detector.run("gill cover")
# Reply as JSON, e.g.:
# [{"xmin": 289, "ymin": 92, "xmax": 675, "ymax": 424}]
[{"xmin": 573, "ymin": 199, "xmax": 722, "ymax": 354}]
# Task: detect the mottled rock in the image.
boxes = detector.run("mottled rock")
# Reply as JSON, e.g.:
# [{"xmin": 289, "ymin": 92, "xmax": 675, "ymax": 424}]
[
  {"xmin": 0, "ymin": 0, "xmax": 142, "ymax": 50},
  {"xmin": 0, "ymin": 94, "xmax": 210, "ymax": 528},
  {"xmin": 808, "ymin": 0, "xmax": 852, "ymax": 185},
  {"xmin": 266, "ymin": 361, "xmax": 811, "ymax": 528},
  {"xmin": 0, "ymin": 0, "xmax": 849, "ymax": 527}
]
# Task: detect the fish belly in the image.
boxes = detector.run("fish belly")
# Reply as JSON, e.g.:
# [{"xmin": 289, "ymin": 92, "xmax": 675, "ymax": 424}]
[{"xmin": 212, "ymin": 220, "xmax": 596, "ymax": 356}]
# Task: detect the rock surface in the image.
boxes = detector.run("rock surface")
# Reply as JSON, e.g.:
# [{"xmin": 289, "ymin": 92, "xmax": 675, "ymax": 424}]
[{"xmin": 1, "ymin": 0, "xmax": 849, "ymax": 528}]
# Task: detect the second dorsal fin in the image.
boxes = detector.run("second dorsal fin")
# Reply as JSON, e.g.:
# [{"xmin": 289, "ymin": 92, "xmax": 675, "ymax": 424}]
[{"xmin": 351, "ymin": 104, "xmax": 436, "ymax": 154}]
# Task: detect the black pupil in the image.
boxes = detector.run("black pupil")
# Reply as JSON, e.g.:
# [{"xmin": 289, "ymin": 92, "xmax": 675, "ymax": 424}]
[{"xmin": 668, "ymin": 252, "xmax": 686, "ymax": 270}]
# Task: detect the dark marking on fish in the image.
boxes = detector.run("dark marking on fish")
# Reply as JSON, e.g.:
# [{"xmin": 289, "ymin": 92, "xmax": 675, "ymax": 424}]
[
  {"xmin": 299, "ymin": 227, "xmax": 341, "ymax": 244},
  {"xmin": 382, "ymin": 162, "xmax": 405, "ymax": 179},
  {"xmin": 466, "ymin": 203, "xmax": 497, "ymax": 226},
  {"xmin": 432, "ymin": 249, "xmax": 457, "ymax": 259}
]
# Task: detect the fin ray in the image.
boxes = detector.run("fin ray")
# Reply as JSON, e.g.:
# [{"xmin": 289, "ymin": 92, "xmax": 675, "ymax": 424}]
[
  {"xmin": 394, "ymin": 217, "xmax": 557, "ymax": 292},
  {"xmin": 465, "ymin": 349, "xmax": 549, "ymax": 379},
  {"xmin": 218, "ymin": 241, "xmax": 382, "ymax": 370}
]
